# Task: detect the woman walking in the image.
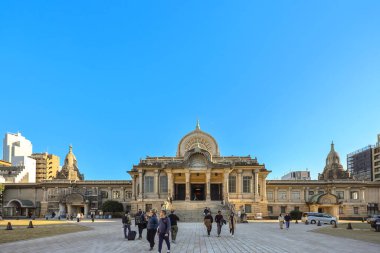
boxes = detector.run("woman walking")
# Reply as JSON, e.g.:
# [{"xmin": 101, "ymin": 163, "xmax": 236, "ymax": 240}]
[
  {"xmin": 229, "ymin": 212, "xmax": 237, "ymax": 237},
  {"xmin": 278, "ymin": 213, "xmax": 284, "ymax": 229}
]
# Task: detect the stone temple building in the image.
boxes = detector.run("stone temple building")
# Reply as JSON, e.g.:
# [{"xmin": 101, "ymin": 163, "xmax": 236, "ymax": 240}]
[{"xmin": 1, "ymin": 123, "xmax": 380, "ymax": 220}]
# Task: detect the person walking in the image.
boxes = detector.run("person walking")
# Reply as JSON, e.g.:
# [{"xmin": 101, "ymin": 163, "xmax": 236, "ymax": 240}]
[
  {"xmin": 90, "ymin": 213, "xmax": 95, "ymax": 222},
  {"xmin": 228, "ymin": 212, "xmax": 237, "ymax": 237},
  {"xmin": 204, "ymin": 212, "xmax": 213, "ymax": 237},
  {"xmin": 135, "ymin": 209, "xmax": 146, "ymax": 240},
  {"xmin": 122, "ymin": 212, "xmax": 132, "ymax": 239},
  {"xmin": 157, "ymin": 210, "xmax": 171, "ymax": 253},
  {"xmin": 203, "ymin": 207, "xmax": 209, "ymax": 216},
  {"xmin": 284, "ymin": 213, "xmax": 291, "ymax": 230},
  {"xmin": 278, "ymin": 214, "xmax": 284, "ymax": 229},
  {"xmin": 215, "ymin": 210, "xmax": 224, "ymax": 237},
  {"xmin": 168, "ymin": 210, "xmax": 179, "ymax": 243},
  {"xmin": 146, "ymin": 209, "xmax": 159, "ymax": 251},
  {"xmin": 76, "ymin": 213, "xmax": 81, "ymax": 222}
]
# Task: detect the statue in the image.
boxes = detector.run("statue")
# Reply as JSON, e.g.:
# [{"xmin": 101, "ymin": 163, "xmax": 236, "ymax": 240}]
[{"xmin": 162, "ymin": 195, "xmax": 173, "ymax": 211}]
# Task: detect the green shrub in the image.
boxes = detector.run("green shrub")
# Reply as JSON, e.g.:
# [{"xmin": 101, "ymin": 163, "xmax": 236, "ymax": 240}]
[
  {"xmin": 101, "ymin": 200, "xmax": 124, "ymax": 213},
  {"xmin": 290, "ymin": 210, "xmax": 302, "ymax": 220}
]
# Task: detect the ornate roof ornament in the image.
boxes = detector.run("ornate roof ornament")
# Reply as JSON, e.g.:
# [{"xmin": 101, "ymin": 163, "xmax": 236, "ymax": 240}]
[{"xmin": 196, "ymin": 119, "xmax": 201, "ymax": 130}]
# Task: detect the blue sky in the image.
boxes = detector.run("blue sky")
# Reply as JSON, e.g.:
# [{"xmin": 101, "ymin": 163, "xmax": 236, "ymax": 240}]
[{"xmin": 1, "ymin": 1, "xmax": 379, "ymax": 180}]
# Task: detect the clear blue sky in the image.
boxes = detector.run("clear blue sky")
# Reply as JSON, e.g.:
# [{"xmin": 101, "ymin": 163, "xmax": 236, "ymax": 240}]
[{"xmin": 1, "ymin": 1, "xmax": 379, "ymax": 180}]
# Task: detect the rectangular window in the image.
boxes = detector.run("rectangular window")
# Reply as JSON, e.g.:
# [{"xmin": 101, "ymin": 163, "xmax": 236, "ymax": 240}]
[
  {"xmin": 308, "ymin": 191, "xmax": 314, "ymax": 196},
  {"xmin": 294, "ymin": 206, "xmax": 300, "ymax": 211},
  {"xmin": 267, "ymin": 191, "xmax": 273, "ymax": 200},
  {"xmin": 243, "ymin": 176, "xmax": 251, "ymax": 193},
  {"xmin": 228, "ymin": 175, "xmax": 236, "ymax": 193},
  {"xmin": 160, "ymin": 175, "xmax": 168, "ymax": 193},
  {"xmin": 144, "ymin": 176, "xmax": 154, "ymax": 193},
  {"xmin": 244, "ymin": 204, "xmax": 252, "ymax": 213},
  {"xmin": 113, "ymin": 191, "xmax": 120, "ymax": 199},
  {"xmin": 339, "ymin": 207, "xmax": 344, "ymax": 214},
  {"xmin": 268, "ymin": 206, "xmax": 273, "ymax": 214},
  {"xmin": 292, "ymin": 191, "xmax": 300, "ymax": 200},
  {"xmin": 125, "ymin": 191, "xmax": 132, "ymax": 199},
  {"xmin": 354, "ymin": 207, "xmax": 359, "ymax": 214},
  {"xmin": 336, "ymin": 191, "xmax": 344, "ymax": 199},
  {"xmin": 281, "ymin": 206, "xmax": 286, "ymax": 214},
  {"xmin": 145, "ymin": 204, "xmax": 152, "ymax": 212},
  {"xmin": 279, "ymin": 191, "xmax": 287, "ymax": 200},
  {"xmin": 351, "ymin": 191, "xmax": 359, "ymax": 200}
]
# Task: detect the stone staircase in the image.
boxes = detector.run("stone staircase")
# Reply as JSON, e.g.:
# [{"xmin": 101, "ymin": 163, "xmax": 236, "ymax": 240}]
[{"xmin": 171, "ymin": 201, "xmax": 227, "ymax": 222}]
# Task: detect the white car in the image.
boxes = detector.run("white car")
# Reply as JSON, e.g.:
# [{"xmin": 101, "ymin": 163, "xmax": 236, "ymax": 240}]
[{"xmin": 307, "ymin": 213, "xmax": 337, "ymax": 225}]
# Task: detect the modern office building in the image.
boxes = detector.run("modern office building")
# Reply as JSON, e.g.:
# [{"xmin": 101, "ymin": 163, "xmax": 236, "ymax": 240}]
[
  {"xmin": 373, "ymin": 134, "xmax": 380, "ymax": 182},
  {"xmin": 281, "ymin": 170, "xmax": 311, "ymax": 180},
  {"xmin": 3, "ymin": 133, "xmax": 32, "ymax": 163},
  {"xmin": 347, "ymin": 146, "xmax": 373, "ymax": 181}
]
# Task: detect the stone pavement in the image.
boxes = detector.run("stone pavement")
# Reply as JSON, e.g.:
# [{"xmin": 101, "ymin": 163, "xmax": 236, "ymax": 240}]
[{"xmin": 0, "ymin": 220, "xmax": 379, "ymax": 253}]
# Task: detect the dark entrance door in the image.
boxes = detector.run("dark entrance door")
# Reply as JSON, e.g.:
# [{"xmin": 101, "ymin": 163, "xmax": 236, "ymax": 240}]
[
  {"xmin": 191, "ymin": 184, "xmax": 205, "ymax": 201},
  {"xmin": 175, "ymin": 184, "xmax": 185, "ymax": 200},
  {"xmin": 210, "ymin": 184, "xmax": 222, "ymax": 201}
]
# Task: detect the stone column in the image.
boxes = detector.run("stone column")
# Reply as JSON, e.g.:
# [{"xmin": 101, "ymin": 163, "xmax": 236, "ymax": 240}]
[
  {"xmin": 138, "ymin": 170, "xmax": 143, "ymax": 200},
  {"xmin": 185, "ymin": 170, "xmax": 190, "ymax": 201},
  {"xmin": 167, "ymin": 170, "xmax": 173, "ymax": 198},
  {"xmin": 121, "ymin": 187, "xmax": 125, "ymax": 201},
  {"xmin": 254, "ymin": 169, "xmax": 259, "ymax": 201},
  {"xmin": 67, "ymin": 204, "xmax": 72, "ymax": 216},
  {"xmin": 84, "ymin": 202, "xmax": 89, "ymax": 217},
  {"xmin": 206, "ymin": 170, "xmax": 211, "ymax": 201},
  {"xmin": 305, "ymin": 187, "xmax": 309, "ymax": 202},
  {"xmin": 237, "ymin": 169, "xmax": 242, "ymax": 199},
  {"xmin": 274, "ymin": 187, "xmax": 278, "ymax": 202},
  {"xmin": 131, "ymin": 176, "xmax": 135, "ymax": 200},
  {"xmin": 361, "ymin": 187, "xmax": 366, "ymax": 203},
  {"xmin": 345, "ymin": 187, "xmax": 350, "ymax": 203},
  {"xmin": 262, "ymin": 176, "xmax": 267, "ymax": 201},
  {"xmin": 288, "ymin": 187, "xmax": 292, "ymax": 202},
  {"xmin": 223, "ymin": 169, "xmax": 229, "ymax": 201},
  {"xmin": 154, "ymin": 169, "xmax": 159, "ymax": 198}
]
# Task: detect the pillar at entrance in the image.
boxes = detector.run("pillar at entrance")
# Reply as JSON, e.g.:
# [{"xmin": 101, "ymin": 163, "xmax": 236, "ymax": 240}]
[
  {"xmin": 84, "ymin": 203, "xmax": 89, "ymax": 218},
  {"xmin": 237, "ymin": 170, "xmax": 242, "ymax": 199},
  {"xmin": 67, "ymin": 204, "xmax": 72, "ymax": 216},
  {"xmin": 185, "ymin": 171, "xmax": 190, "ymax": 201},
  {"xmin": 206, "ymin": 171, "xmax": 211, "ymax": 201},
  {"xmin": 138, "ymin": 170, "xmax": 143, "ymax": 200},
  {"xmin": 167, "ymin": 171, "xmax": 173, "ymax": 198},
  {"xmin": 254, "ymin": 169, "xmax": 259, "ymax": 201}
]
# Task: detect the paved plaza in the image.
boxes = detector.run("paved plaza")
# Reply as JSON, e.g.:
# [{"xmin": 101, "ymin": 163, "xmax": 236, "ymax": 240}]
[{"xmin": 0, "ymin": 220, "xmax": 379, "ymax": 253}]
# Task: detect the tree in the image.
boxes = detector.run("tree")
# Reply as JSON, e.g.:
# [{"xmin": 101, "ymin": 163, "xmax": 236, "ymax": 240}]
[{"xmin": 101, "ymin": 200, "xmax": 124, "ymax": 213}]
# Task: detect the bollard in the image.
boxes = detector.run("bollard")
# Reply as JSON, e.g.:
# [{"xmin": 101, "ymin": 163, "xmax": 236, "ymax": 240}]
[
  {"xmin": 333, "ymin": 222, "xmax": 337, "ymax": 228},
  {"xmin": 317, "ymin": 220, "xmax": 322, "ymax": 226},
  {"xmin": 295, "ymin": 220, "xmax": 298, "ymax": 224},
  {"xmin": 27, "ymin": 220, "xmax": 34, "ymax": 228},
  {"xmin": 305, "ymin": 220, "xmax": 309, "ymax": 225},
  {"xmin": 6, "ymin": 222, "xmax": 13, "ymax": 230},
  {"xmin": 362, "ymin": 217, "xmax": 365, "ymax": 223},
  {"xmin": 347, "ymin": 223, "xmax": 353, "ymax": 230}
]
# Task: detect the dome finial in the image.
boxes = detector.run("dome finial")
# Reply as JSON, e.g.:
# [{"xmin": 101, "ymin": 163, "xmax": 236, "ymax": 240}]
[
  {"xmin": 196, "ymin": 119, "xmax": 200, "ymax": 130},
  {"xmin": 69, "ymin": 144, "xmax": 73, "ymax": 153},
  {"xmin": 331, "ymin": 141, "xmax": 334, "ymax": 151}
]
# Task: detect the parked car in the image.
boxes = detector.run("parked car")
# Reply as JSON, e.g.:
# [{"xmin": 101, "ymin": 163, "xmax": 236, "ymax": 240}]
[
  {"xmin": 307, "ymin": 213, "xmax": 337, "ymax": 225},
  {"xmin": 369, "ymin": 218, "xmax": 380, "ymax": 228},
  {"xmin": 367, "ymin": 214, "xmax": 380, "ymax": 224},
  {"xmin": 301, "ymin": 212, "xmax": 320, "ymax": 222}
]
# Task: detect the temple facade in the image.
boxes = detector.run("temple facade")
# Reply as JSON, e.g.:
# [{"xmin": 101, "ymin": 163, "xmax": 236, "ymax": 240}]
[{"xmin": 1, "ymin": 123, "xmax": 380, "ymax": 220}]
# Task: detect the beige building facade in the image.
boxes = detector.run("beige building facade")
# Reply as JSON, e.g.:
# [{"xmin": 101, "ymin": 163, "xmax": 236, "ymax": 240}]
[{"xmin": 31, "ymin": 153, "xmax": 60, "ymax": 182}]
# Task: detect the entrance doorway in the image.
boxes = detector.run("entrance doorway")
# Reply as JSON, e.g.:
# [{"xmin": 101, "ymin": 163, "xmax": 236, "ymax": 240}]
[
  {"xmin": 191, "ymin": 184, "xmax": 205, "ymax": 201},
  {"xmin": 174, "ymin": 184, "xmax": 185, "ymax": 200},
  {"xmin": 210, "ymin": 184, "xmax": 222, "ymax": 201}
]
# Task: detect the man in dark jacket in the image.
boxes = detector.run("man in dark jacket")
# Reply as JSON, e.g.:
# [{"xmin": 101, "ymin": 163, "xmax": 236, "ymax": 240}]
[
  {"xmin": 157, "ymin": 210, "xmax": 171, "ymax": 253},
  {"xmin": 284, "ymin": 213, "xmax": 291, "ymax": 230},
  {"xmin": 215, "ymin": 210, "xmax": 224, "ymax": 237},
  {"xmin": 146, "ymin": 209, "xmax": 159, "ymax": 251},
  {"xmin": 168, "ymin": 210, "xmax": 180, "ymax": 243}
]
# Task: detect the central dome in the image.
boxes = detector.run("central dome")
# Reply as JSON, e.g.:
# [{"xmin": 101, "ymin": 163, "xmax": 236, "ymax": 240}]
[{"xmin": 176, "ymin": 121, "xmax": 220, "ymax": 157}]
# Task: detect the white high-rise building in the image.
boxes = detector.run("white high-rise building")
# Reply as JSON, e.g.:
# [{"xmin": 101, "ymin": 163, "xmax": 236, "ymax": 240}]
[
  {"xmin": 3, "ymin": 133, "xmax": 32, "ymax": 163},
  {"xmin": 1, "ymin": 132, "xmax": 36, "ymax": 183}
]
